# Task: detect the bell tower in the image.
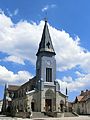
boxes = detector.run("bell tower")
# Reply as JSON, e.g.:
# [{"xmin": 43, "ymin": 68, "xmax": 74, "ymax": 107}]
[
  {"xmin": 36, "ymin": 20, "xmax": 56, "ymax": 112},
  {"xmin": 36, "ymin": 20, "xmax": 56, "ymax": 84}
]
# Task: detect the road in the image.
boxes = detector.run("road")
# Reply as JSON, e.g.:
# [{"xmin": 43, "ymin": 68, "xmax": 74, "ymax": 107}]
[
  {"xmin": 0, "ymin": 115, "xmax": 31, "ymax": 120},
  {"xmin": 0, "ymin": 115, "xmax": 90, "ymax": 120}
]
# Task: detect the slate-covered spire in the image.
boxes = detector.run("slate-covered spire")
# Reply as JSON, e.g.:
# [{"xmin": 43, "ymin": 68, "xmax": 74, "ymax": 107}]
[
  {"xmin": 66, "ymin": 87, "xmax": 68, "ymax": 95},
  {"xmin": 36, "ymin": 20, "xmax": 56, "ymax": 56}
]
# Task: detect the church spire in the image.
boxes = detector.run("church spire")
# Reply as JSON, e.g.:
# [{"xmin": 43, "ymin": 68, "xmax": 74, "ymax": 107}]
[
  {"xmin": 66, "ymin": 87, "xmax": 68, "ymax": 95},
  {"xmin": 36, "ymin": 20, "xmax": 56, "ymax": 56}
]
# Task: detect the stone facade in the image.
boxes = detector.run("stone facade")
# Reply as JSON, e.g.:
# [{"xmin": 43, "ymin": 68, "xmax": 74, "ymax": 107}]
[
  {"xmin": 0, "ymin": 100, "xmax": 3, "ymax": 112},
  {"xmin": 2, "ymin": 20, "xmax": 68, "ymax": 115}
]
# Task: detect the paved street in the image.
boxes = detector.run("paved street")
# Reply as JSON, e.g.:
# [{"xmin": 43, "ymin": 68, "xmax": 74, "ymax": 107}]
[
  {"xmin": 0, "ymin": 115, "xmax": 90, "ymax": 120},
  {"xmin": 0, "ymin": 115, "xmax": 31, "ymax": 120},
  {"xmin": 33, "ymin": 116, "xmax": 90, "ymax": 120}
]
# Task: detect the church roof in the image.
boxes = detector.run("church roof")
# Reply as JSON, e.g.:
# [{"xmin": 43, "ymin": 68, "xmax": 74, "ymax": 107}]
[
  {"xmin": 36, "ymin": 20, "xmax": 56, "ymax": 56},
  {"xmin": 7, "ymin": 85, "xmax": 20, "ymax": 91},
  {"xmin": 58, "ymin": 91, "xmax": 67, "ymax": 97},
  {"xmin": 21, "ymin": 76, "xmax": 37, "ymax": 87}
]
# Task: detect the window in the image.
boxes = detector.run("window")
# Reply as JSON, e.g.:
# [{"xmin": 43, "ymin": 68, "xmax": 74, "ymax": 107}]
[
  {"xmin": 46, "ymin": 68, "xmax": 52, "ymax": 82},
  {"xmin": 31, "ymin": 85, "xmax": 35, "ymax": 90}
]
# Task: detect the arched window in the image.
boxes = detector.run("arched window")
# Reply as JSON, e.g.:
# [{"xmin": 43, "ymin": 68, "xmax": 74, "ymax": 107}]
[
  {"xmin": 46, "ymin": 68, "xmax": 52, "ymax": 82},
  {"xmin": 31, "ymin": 99, "xmax": 35, "ymax": 111}
]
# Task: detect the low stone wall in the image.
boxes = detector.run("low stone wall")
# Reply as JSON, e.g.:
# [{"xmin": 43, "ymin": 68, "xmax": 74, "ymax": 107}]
[{"xmin": 13, "ymin": 112, "xmax": 30, "ymax": 118}]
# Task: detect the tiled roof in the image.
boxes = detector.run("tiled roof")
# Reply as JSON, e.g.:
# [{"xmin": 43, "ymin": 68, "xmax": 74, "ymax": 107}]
[
  {"xmin": 80, "ymin": 90, "xmax": 90, "ymax": 96},
  {"xmin": 75, "ymin": 90, "xmax": 90, "ymax": 102},
  {"xmin": 77, "ymin": 96, "xmax": 84, "ymax": 102}
]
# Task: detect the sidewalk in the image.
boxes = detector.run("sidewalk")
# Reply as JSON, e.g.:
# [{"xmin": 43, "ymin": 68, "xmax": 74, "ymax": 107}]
[{"xmin": 32, "ymin": 116, "xmax": 90, "ymax": 120}]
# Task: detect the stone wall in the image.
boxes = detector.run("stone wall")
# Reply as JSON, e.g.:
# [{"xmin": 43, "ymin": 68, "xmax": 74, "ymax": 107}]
[{"xmin": 56, "ymin": 92, "xmax": 66, "ymax": 112}]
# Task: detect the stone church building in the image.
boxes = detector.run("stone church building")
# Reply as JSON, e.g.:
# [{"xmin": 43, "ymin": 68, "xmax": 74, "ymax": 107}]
[{"xmin": 2, "ymin": 20, "xmax": 68, "ymax": 115}]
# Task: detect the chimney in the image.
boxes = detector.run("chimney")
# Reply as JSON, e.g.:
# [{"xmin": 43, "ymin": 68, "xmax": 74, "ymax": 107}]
[
  {"xmin": 86, "ymin": 89, "xmax": 88, "ymax": 95},
  {"xmin": 86, "ymin": 89, "xmax": 88, "ymax": 92},
  {"xmin": 81, "ymin": 90, "xmax": 84, "ymax": 96}
]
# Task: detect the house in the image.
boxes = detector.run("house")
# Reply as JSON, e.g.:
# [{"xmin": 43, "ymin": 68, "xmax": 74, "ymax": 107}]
[
  {"xmin": 0, "ymin": 100, "xmax": 3, "ymax": 113},
  {"xmin": 73, "ymin": 89, "xmax": 90, "ymax": 114}
]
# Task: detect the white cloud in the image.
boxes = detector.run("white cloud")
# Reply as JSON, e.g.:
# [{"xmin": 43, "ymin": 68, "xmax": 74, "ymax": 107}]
[
  {"xmin": 0, "ymin": 11, "xmax": 90, "ymax": 72},
  {"xmin": 49, "ymin": 25, "xmax": 90, "ymax": 72},
  {"xmin": 42, "ymin": 4, "xmax": 56, "ymax": 12},
  {"xmin": 75, "ymin": 71, "xmax": 85, "ymax": 77},
  {"xmin": 14, "ymin": 9, "xmax": 19, "ymax": 16},
  {"xmin": 0, "ymin": 10, "xmax": 90, "ymax": 91},
  {"xmin": 42, "ymin": 5, "xmax": 49, "ymax": 12},
  {"xmin": 0, "ymin": 65, "xmax": 33, "ymax": 85},
  {"xmin": 3, "ymin": 55, "xmax": 25, "ymax": 65},
  {"xmin": 0, "ymin": 10, "xmax": 13, "ymax": 27},
  {"xmin": 57, "ymin": 72, "xmax": 90, "ymax": 94},
  {"xmin": 6, "ymin": 8, "xmax": 19, "ymax": 17}
]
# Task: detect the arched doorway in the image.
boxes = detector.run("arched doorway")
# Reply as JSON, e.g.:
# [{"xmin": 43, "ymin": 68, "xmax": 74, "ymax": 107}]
[
  {"xmin": 45, "ymin": 99, "xmax": 52, "ymax": 111},
  {"xmin": 45, "ymin": 89, "xmax": 55, "ymax": 112},
  {"xmin": 31, "ymin": 102, "xmax": 34, "ymax": 111},
  {"xmin": 60, "ymin": 100, "xmax": 64, "ymax": 112},
  {"xmin": 31, "ymin": 99, "xmax": 35, "ymax": 111}
]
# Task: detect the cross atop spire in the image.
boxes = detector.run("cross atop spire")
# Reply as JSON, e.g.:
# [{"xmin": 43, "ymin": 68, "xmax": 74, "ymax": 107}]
[
  {"xmin": 44, "ymin": 11, "xmax": 48, "ymax": 22},
  {"xmin": 36, "ymin": 20, "xmax": 56, "ymax": 56}
]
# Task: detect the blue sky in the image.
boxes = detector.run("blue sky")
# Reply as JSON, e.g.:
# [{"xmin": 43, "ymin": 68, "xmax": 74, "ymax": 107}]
[{"xmin": 0, "ymin": 0, "xmax": 90, "ymax": 101}]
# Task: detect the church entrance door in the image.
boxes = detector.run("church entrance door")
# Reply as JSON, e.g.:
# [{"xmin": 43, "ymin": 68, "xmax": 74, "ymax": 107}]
[
  {"xmin": 45, "ymin": 99, "xmax": 52, "ymax": 111},
  {"xmin": 60, "ymin": 100, "xmax": 64, "ymax": 112},
  {"xmin": 45, "ymin": 89, "xmax": 56, "ymax": 112}
]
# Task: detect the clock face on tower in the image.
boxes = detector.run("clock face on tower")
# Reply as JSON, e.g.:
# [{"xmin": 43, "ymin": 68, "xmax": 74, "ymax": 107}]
[{"xmin": 46, "ymin": 60, "xmax": 51, "ymax": 66}]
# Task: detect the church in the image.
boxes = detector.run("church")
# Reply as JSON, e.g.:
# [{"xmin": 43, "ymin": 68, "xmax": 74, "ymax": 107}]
[{"xmin": 2, "ymin": 20, "xmax": 68, "ymax": 117}]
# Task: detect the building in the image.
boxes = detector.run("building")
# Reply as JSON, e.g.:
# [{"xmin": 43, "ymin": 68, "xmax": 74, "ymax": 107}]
[
  {"xmin": 2, "ymin": 20, "xmax": 68, "ymax": 116},
  {"xmin": 0, "ymin": 100, "xmax": 3, "ymax": 113},
  {"xmin": 73, "ymin": 89, "xmax": 90, "ymax": 114}
]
